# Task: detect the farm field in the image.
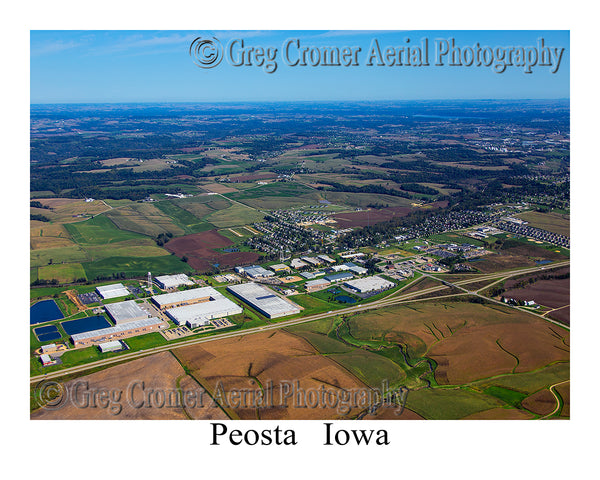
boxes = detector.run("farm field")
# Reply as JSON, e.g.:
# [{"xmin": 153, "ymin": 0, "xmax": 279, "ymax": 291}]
[
  {"xmin": 286, "ymin": 299, "xmax": 569, "ymax": 419},
  {"xmin": 515, "ymin": 210, "xmax": 570, "ymax": 236},
  {"xmin": 331, "ymin": 201, "xmax": 447, "ymax": 229},
  {"xmin": 165, "ymin": 229, "xmax": 260, "ymax": 272},
  {"xmin": 30, "ymin": 198, "xmax": 111, "ymax": 223},
  {"xmin": 31, "ymin": 352, "xmax": 227, "ymax": 420}
]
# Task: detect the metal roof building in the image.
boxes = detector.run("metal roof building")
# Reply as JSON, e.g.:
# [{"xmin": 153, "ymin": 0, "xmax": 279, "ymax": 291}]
[
  {"xmin": 344, "ymin": 275, "xmax": 395, "ymax": 293},
  {"xmin": 243, "ymin": 265, "xmax": 275, "ymax": 278},
  {"xmin": 151, "ymin": 286, "xmax": 218, "ymax": 310},
  {"xmin": 71, "ymin": 317, "xmax": 165, "ymax": 347},
  {"xmin": 324, "ymin": 272, "xmax": 355, "ymax": 283},
  {"xmin": 155, "ymin": 273, "xmax": 194, "ymax": 289},
  {"xmin": 227, "ymin": 283, "xmax": 301, "ymax": 319},
  {"xmin": 165, "ymin": 297, "xmax": 242, "ymax": 328},
  {"xmin": 305, "ymin": 278, "xmax": 330, "ymax": 292},
  {"xmin": 98, "ymin": 340, "xmax": 123, "ymax": 353},
  {"xmin": 105, "ymin": 300, "xmax": 149, "ymax": 325},
  {"xmin": 96, "ymin": 283, "xmax": 130, "ymax": 299}
]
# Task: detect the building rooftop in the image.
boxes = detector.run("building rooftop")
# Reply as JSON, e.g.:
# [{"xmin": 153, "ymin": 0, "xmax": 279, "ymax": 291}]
[
  {"xmin": 166, "ymin": 297, "xmax": 242, "ymax": 325},
  {"xmin": 96, "ymin": 283, "xmax": 129, "ymax": 299},
  {"xmin": 152, "ymin": 286, "xmax": 220, "ymax": 307},
  {"xmin": 324, "ymin": 272, "xmax": 355, "ymax": 282},
  {"xmin": 227, "ymin": 283, "xmax": 301, "ymax": 318},
  {"xmin": 71, "ymin": 317, "xmax": 163, "ymax": 342},
  {"xmin": 105, "ymin": 300, "xmax": 147, "ymax": 323},
  {"xmin": 344, "ymin": 275, "xmax": 395, "ymax": 293},
  {"xmin": 155, "ymin": 273, "xmax": 194, "ymax": 288}
]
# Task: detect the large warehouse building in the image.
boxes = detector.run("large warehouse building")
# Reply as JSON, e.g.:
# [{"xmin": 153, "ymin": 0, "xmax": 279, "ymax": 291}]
[
  {"xmin": 151, "ymin": 287, "xmax": 217, "ymax": 310},
  {"xmin": 227, "ymin": 283, "xmax": 302, "ymax": 319},
  {"xmin": 96, "ymin": 283, "xmax": 129, "ymax": 300},
  {"xmin": 165, "ymin": 297, "xmax": 242, "ymax": 328},
  {"xmin": 154, "ymin": 273, "xmax": 194, "ymax": 290},
  {"xmin": 344, "ymin": 275, "xmax": 395, "ymax": 294},
  {"xmin": 105, "ymin": 300, "xmax": 149, "ymax": 325},
  {"xmin": 71, "ymin": 317, "xmax": 166, "ymax": 348}
]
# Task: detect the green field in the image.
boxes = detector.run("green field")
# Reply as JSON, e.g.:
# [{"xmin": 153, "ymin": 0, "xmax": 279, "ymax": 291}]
[
  {"xmin": 405, "ymin": 387, "xmax": 504, "ymax": 419},
  {"xmin": 38, "ymin": 263, "xmax": 87, "ymax": 283},
  {"xmin": 205, "ymin": 203, "xmax": 265, "ymax": 227},
  {"xmin": 515, "ymin": 211, "xmax": 570, "ymax": 237},
  {"xmin": 64, "ymin": 215, "xmax": 147, "ymax": 245},
  {"xmin": 153, "ymin": 200, "xmax": 213, "ymax": 234},
  {"xmin": 82, "ymin": 255, "xmax": 193, "ymax": 280}
]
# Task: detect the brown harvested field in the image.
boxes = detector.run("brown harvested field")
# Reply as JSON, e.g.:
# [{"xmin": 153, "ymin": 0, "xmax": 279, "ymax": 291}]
[
  {"xmin": 201, "ymin": 183, "xmax": 239, "ymax": 194},
  {"xmin": 399, "ymin": 276, "xmax": 443, "ymax": 295},
  {"xmin": 229, "ymin": 172, "xmax": 278, "ymax": 182},
  {"xmin": 547, "ymin": 306, "xmax": 570, "ymax": 325},
  {"xmin": 333, "ymin": 201, "xmax": 447, "ymax": 228},
  {"xmin": 31, "ymin": 198, "xmax": 112, "ymax": 223},
  {"xmin": 332, "ymin": 206, "xmax": 413, "ymax": 229},
  {"xmin": 30, "ymin": 223, "xmax": 75, "ymax": 250},
  {"xmin": 503, "ymin": 267, "xmax": 569, "ymax": 310},
  {"xmin": 463, "ymin": 408, "xmax": 534, "ymax": 419},
  {"xmin": 470, "ymin": 253, "xmax": 537, "ymax": 273},
  {"xmin": 521, "ymin": 389, "xmax": 557, "ymax": 416},
  {"xmin": 31, "ymin": 352, "xmax": 227, "ymax": 420},
  {"xmin": 172, "ymin": 330, "xmax": 372, "ymax": 420},
  {"xmin": 346, "ymin": 301, "xmax": 570, "ymax": 386},
  {"xmin": 165, "ymin": 229, "xmax": 260, "ymax": 271}
]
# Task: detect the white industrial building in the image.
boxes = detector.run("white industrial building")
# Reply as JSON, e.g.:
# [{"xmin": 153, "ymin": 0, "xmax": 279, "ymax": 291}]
[
  {"xmin": 305, "ymin": 278, "xmax": 330, "ymax": 292},
  {"xmin": 151, "ymin": 286, "xmax": 218, "ymax": 310},
  {"xmin": 227, "ymin": 283, "xmax": 302, "ymax": 319},
  {"xmin": 96, "ymin": 283, "xmax": 130, "ymax": 299},
  {"xmin": 155, "ymin": 273, "xmax": 194, "ymax": 289},
  {"xmin": 344, "ymin": 275, "xmax": 395, "ymax": 294},
  {"xmin": 165, "ymin": 297, "xmax": 242, "ymax": 328},
  {"xmin": 105, "ymin": 300, "xmax": 149, "ymax": 325},
  {"xmin": 290, "ymin": 258, "xmax": 308, "ymax": 269},
  {"xmin": 98, "ymin": 340, "xmax": 123, "ymax": 353}
]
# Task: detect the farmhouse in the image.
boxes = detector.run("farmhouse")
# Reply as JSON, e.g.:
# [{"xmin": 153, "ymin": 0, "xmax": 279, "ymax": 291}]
[
  {"xmin": 96, "ymin": 283, "xmax": 129, "ymax": 300},
  {"xmin": 227, "ymin": 283, "xmax": 302, "ymax": 319},
  {"xmin": 155, "ymin": 273, "xmax": 194, "ymax": 289}
]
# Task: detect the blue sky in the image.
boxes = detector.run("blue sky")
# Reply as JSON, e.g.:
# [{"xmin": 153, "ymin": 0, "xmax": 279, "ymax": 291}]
[{"xmin": 30, "ymin": 30, "xmax": 569, "ymax": 103}]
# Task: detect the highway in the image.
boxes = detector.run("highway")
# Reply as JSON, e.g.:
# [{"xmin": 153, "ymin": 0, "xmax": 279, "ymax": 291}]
[{"xmin": 30, "ymin": 260, "xmax": 569, "ymax": 384}]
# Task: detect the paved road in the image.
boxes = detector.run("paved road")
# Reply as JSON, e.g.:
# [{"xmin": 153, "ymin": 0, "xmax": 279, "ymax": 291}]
[
  {"xmin": 541, "ymin": 379, "xmax": 570, "ymax": 419},
  {"xmin": 31, "ymin": 261, "xmax": 569, "ymax": 384}
]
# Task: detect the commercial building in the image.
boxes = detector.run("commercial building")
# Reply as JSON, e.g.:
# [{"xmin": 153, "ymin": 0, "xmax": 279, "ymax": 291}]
[
  {"xmin": 151, "ymin": 287, "xmax": 217, "ymax": 310},
  {"xmin": 305, "ymin": 278, "xmax": 330, "ymax": 292},
  {"xmin": 348, "ymin": 265, "xmax": 368, "ymax": 275},
  {"xmin": 237, "ymin": 265, "xmax": 275, "ymax": 279},
  {"xmin": 71, "ymin": 317, "xmax": 166, "ymax": 348},
  {"xmin": 301, "ymin": 256, "xmax": 322, "ymax": 266},
  {"xmin": 290, "ymin": 258, "xmax": 308, "ymax": 269},
  {"xmin": 154, "ymin": 273, "xmax": 194, "ymax": 290},
  {"xmin": 324, "ymin": 272, "xmax": 354, "ymax": 283},
  {"xmin": 96, "ymin": 283, "xmax": 130, "ymax": 300},
  {"xmin": 41, "ymin": 344, "xmax": 58, "ymax": 354},
  {"xmin": 165, "ymin": 297, "xmax": 242, "ymax": 328},
  {"xmin": 40, "ymin": 354, "xmax": 55, "ymax": 366},
  {"xmin": 105, "ymin": 300, "xmax": 149, "ymax": 325},
  {"xmin": 227, "ymin": 283, "xmax": 302, "ymax": 319},
  {"xmin": 317, "ymin": 254, "xmax": 336, "ymax": 264},
  {"xmin": 270, "ymin": 264, "xmax": 291, "ymax": 273},
  {"xmin": 98, "ymin": 340, "xmax": 123, "ymax": 353},
  {"xmin": 344, "ymin": 275, "xmax": 395, "ymax": 294}
]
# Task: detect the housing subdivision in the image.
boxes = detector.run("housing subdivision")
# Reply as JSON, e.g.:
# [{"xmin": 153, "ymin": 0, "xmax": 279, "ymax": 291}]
[
  {"xmin": 95, "ymin": 283, "xmax": 129, "ymax": 299},
  {"xmin": 151, "ymin": 286, "xmax": 242, "ymax": 329},
  {"xmin": 227, "ymin": 282, "xmax": 302, "ymax": 319}
]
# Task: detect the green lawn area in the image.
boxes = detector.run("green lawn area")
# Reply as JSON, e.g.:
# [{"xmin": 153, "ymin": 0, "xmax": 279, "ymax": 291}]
[{"xmin": 38, "ymin": 263, "xmax": 87, "ymax": 283}]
